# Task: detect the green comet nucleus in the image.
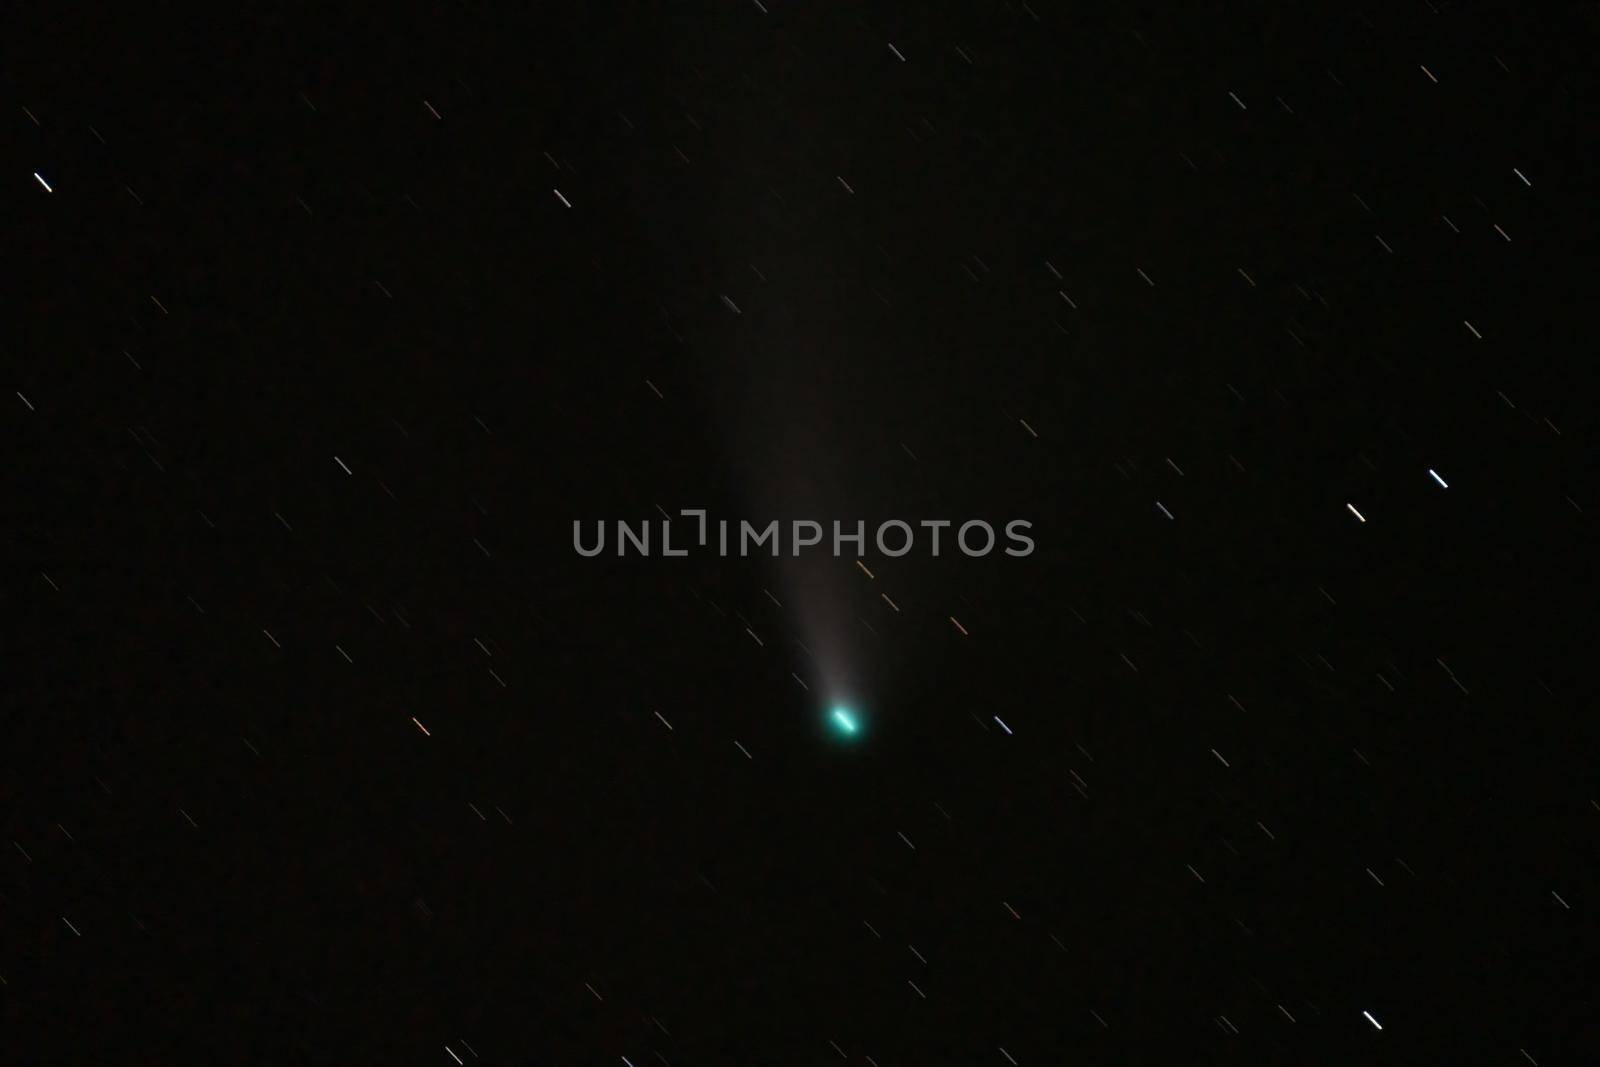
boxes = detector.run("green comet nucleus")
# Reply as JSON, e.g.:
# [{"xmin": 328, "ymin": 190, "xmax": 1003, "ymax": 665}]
[{"xmin": 830, "ymin": 707, "xmax": 860, "ymax": 736}]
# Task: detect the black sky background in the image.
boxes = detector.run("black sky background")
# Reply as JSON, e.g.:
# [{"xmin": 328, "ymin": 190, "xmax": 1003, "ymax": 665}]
[{"xmin": 7, "ymin": 2, "xmax": 1600, "ymax": 1063}]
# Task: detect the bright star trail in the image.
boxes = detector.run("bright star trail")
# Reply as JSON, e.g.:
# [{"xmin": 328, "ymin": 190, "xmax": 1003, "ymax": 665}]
[{"xmin": 831, "ymin": 707, "xmax": 860, "ymax": 736}]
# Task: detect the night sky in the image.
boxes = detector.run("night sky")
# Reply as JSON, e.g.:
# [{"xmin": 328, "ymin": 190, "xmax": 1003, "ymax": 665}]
[{"xmin": 8, "ymin": 3, "xmax": 1600, "ymax": 1063}]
